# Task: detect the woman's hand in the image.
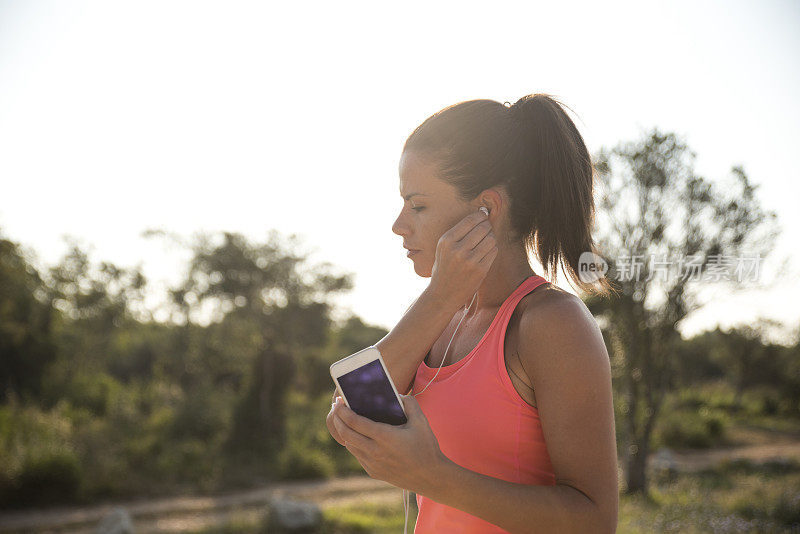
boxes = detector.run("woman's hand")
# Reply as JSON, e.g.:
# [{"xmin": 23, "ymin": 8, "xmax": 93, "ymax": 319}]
[
  {"xmin": 330, "ymin": 394, "xmax": 449, "ymax": 495},
  {"xmin": 429, "ymin": 209, "xmax": 497, "ymax": 306},
  {"xmin": 327, "ymin": 389, "xmax": 347, "ymax": 446}
]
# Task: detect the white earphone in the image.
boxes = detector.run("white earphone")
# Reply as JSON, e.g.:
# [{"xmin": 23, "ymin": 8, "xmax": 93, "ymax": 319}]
[{"xmin": 402, "ymin": 206, "xmax": 487, "ymax": 532}]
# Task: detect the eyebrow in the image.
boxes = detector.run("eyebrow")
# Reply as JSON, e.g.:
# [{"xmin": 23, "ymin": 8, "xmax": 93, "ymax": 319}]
[{"xmin": 401, "ymin": 192, "xmax": 428, "ymax": 200}]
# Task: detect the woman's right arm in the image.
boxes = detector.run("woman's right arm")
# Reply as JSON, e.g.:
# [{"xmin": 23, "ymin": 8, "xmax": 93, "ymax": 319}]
[
  {"xmin": 326, "ymin": 287, "xmax": 463, "ymax": 446},
  {"xmin": 327, "ymin": 209, "xmax": 496, "ymax": 444},
  {"xmin": 374, "ymin": 284, "xmax": 464, "ymax": 395},
  {"xmin": 328, "ymin": 285, "xmax": 459, "ymax": 397}
]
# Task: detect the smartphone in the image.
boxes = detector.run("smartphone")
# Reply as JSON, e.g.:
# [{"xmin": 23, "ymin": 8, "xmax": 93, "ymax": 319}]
[{"xmin": 330, "ymin": 346, "xmax": 408, "ymax": 425}]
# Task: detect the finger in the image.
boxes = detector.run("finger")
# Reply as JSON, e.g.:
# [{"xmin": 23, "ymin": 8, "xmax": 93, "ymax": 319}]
[
  {"xmin": 334, "ymin": 413, "xmax": 375, "ymax": 454},
  {"xmin": 401, "ymin": 393, "xmax": 418, "ymax": 409},
  {"xmin": 326, "ymin": 410, "xmax": 346, "ymax": 446},
  {"xmin": 477, "ymin": 244, "xmax": 499, "ymax": 265},
  {"xmin": 401, "ymin": 394, "xmax": 426, "ymax": 418},
  {"xmin": 445, "ymin": 210, "xmax": 490, "ymax": 244},
  {"xmin": 464, "ymin": 222, "xmax": 495, "ymax": 254},
  {"xmin": 345, "ymin": 442, "xmax": 374, "ymax": 476},
  {"xmin": 469, "ymin": 230, "xmax": 497, "ymax": 260},
  {"xmin": 459, "ymin": 219, "xmax": 493, "ymax": 251},
  {"xmin": 336, "ymin": 402, "xmax": 389, "ymax": 442}
]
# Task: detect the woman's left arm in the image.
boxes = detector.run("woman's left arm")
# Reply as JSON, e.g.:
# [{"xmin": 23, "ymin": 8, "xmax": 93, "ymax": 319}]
[
  {"xmin": 423, "ymin": 294, "xmax": 619, "ymax": 533},
  {"xmin": 331, "ymin": 293, "xmax": 619, "ymax": 534}
]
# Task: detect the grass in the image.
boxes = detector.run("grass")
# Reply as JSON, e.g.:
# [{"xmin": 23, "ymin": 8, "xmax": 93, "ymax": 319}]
[
  {"xmin": 187, "ymin": 501, "xmax": 417, "ymax": 534},
  {"xmin": 319, "ymin": 501, "xmax": 417, "ymax": 533},
  {"xmin": 618, "ymin": 459, "xmax": 800, "ymax": 533},
  {"xmin": 648, "ymin": 381, "xmax": 800, "ymax": 452}
]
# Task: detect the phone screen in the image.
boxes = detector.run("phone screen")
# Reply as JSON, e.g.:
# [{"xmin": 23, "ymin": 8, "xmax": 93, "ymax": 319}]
[{"xmin": 337, "ymin": 359, "xmax": 407, "ymax": 425}]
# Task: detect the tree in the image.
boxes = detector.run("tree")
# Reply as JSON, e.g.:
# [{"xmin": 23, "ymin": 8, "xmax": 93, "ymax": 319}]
[
  {"xmin": 0, "ymin": 233, "xmax": 57, "ymax": 403},
  {"xmin": 148, "ymin": 229, "xmax": 354, "ymax": 460},
  {"xmin": 712, "ymin": 319, "xmax": 786, "ymax": 410},
  {"xmin": 40, "ymin": 240, "xmax": 148, "ymax": 410},
  {"xmin": 584, "ymin": 128, "xmax": 779, "ymax": 495},
  {"xmin": 671, "ymin": 329, "xmax": 725, "ymax": 386}
]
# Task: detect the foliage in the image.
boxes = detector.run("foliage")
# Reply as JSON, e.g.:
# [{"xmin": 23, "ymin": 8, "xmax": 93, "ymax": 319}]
[
  {"xmin": 0, "ymin": 226, "xmax": 389, "ymax": 508},
  {"xmin": 587, "ymin": 128, "xmax": 781, "ymax": 495},
  {"xmin": 0, "ymin": 237, "xmax": 57, "ymax": 403}
]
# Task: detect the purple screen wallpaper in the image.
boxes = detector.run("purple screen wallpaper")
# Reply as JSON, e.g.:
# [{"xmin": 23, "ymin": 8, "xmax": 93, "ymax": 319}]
[{"xmin": 338, "ymin": 359, "xmax": 407, "ymax": 425}]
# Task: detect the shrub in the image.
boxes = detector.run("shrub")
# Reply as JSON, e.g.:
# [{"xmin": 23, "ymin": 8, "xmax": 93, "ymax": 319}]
[
  {"xmin": 705, "ymin": 413, "xmax": 726, "ymax": 439},
  {"xmin": 655, "ymin": 409, "xmax": 727, "ymax": 449},
  {"xmin": 761, "ymin": 395, "xmax": 780, "ymax": 416},
  {"xmin": 65, "ymin": 372, "xmax": 122, "ymax": 417},
  {"xmin": 11, "ymin": 449, "xmax": 82, "ymax": 506},
  {"xmin": 278, "ymin": 446, "xmax": 335, "ymax": 480}
]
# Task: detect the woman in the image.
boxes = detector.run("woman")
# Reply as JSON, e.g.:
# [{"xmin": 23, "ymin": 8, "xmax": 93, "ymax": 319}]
[{"xmin": 327, "ymin": 94, "xmax": 619, "ymax": 533}]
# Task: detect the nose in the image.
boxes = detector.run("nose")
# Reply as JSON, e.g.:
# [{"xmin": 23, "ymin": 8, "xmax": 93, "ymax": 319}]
[{"xmin": 391, "ymin": 207, "xmax": 406, "ymax": 237}]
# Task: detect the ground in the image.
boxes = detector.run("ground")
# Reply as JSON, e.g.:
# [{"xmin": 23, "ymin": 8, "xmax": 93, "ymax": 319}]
[{"xmin": 1, "ymin": 431, "xmax": 799, "ymax": 533}]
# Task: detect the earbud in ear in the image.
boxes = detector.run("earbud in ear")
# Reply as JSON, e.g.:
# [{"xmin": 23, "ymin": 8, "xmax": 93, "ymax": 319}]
[{"xmin": 479, "ymin": 206, "xmax": 489, "ymax": 216}]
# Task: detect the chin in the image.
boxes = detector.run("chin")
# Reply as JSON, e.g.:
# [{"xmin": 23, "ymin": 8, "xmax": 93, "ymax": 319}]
[{"xmin": 412, "ymin": 256, "xmax": 433, "ymax": 278}]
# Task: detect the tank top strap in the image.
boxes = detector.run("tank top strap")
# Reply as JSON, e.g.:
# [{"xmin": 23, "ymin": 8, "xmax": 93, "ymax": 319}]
[
  {"xmin": 494, "ymin": 274, "xmax": 549, "ymax": 327},
  {"xmin": 489, "ymin": 274, "xmax": 549, "ymax": 412},
  {"xmin": 415, "ymin": 274, "xmax": 550, "ymax": 382}
]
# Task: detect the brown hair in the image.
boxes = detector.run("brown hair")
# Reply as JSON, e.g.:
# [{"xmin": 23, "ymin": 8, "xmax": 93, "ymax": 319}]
[{"xmin": 403, "ymin": 93, "xmax": 616, "ymax": 297}]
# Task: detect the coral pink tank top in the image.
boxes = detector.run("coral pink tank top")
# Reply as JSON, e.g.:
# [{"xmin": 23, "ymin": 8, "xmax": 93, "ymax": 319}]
[{"xmin": 410, "ymin": 274, "xmax": 556, "ymax": 533}]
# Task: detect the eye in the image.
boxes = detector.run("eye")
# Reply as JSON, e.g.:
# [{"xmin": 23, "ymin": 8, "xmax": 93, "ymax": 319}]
[{"xmin": 412, "ymin": 206, "xmax": 425, "ymax": 212}]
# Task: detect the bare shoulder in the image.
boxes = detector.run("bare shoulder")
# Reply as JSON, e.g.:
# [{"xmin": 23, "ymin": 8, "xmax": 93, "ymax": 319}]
[
  {"xmin": 517, "ymin": 284, "xmax": 602, "ymax": 348},
  {"xmin": 515, "ymin": 284, "xmax": 619, "ymax": 528},
  {"xmin": 514, "ymin": 284, "xmax": 610, "ymax": 386}
]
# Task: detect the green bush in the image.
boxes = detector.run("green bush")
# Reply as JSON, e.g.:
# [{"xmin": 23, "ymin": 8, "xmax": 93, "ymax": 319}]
[
  {"xmin": 0, "ymin": 399, "xmax": 86, "ymax": 507},
  {"xmin": 715, "ymin": 457, "xmax": 800, "ymax": 477},
  {"xmin": 65, "ymin": 372, "xmax": 123, "ymax": 417},
  {"xmin": 278, "ymin": 445, "xmax": 335, "ymax": 480},
  {"xmin": 705, "ymin": 412, "xmax": 726, "ymax": 439},
  {"xmin": 774, "ymin": 490, "xmax": 800, "ymax": 526},
  {"xmin": 10, "ymin": 449, "xmax": 82, "ymax": 506},
  {"xmin": 731, "ymin": 486, "xmax": 800, "ymax": 526},
  {"xmin": 715, "ymin": 457, "xmax": 758, "ymax": 475},
  {"xmin": 655, "ymin": 408, "xmax": 728, "ymax": 449},
  {"xmin": 169, "ymin": 383, "xmax": 231, "ymax": 442},
  {"xmin": 761, "ymin": 394, "xmax": 780, "ymax": 416}
]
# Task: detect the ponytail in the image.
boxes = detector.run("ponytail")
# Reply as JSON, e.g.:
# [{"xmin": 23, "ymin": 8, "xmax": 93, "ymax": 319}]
[{"xmin": 507, "ymin": 94, "xmax": 615, "ymax": 296}]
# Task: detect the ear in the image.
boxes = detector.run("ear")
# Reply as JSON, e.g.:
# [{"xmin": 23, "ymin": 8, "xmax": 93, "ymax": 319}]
[{"xmin": 475, "ymin": 187, "xmax": 505, "ymax": 220}]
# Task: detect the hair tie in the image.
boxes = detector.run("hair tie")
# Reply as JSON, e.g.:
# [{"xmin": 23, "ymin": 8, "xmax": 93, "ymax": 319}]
[{"xmin": 503, "ymin": 101, "xmax": 512, "ymax": 108}]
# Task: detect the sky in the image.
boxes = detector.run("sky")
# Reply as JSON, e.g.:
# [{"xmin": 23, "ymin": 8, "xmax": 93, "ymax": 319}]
[{"xmin": 1, "ymin": 0, "xmax": 799, "ymax": 344}]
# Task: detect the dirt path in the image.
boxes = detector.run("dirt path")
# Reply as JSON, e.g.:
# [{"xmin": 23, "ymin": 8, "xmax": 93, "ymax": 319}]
[
  {"xmin": 0, "ymin": 476, "xmax": 398, "ymax": 533},
  {"xmin": 2, "ymin": 440, "xmax": 799, "ymax": 533},
  {"xmin": 668, "ymin": 440, "xmax": 800, "ymax": 472}
]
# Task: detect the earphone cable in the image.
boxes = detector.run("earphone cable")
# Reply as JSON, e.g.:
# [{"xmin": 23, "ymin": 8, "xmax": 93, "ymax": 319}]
[
  {"xmin": 403, "ymin": 289, "xmax": 478, "ymax": 533},
  {"xmin": 413, "ymin": 290, "xmax": 477, "ymax": 397}
]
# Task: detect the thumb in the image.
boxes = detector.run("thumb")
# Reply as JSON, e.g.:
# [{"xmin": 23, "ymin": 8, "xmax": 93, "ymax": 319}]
[{"xmin": 401, "ymin": 394, "xmax": 422, "ymax": 416}]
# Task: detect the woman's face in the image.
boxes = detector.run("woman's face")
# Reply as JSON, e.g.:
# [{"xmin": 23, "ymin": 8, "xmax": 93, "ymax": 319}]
[{"xmin": 392, "ymin": 151, "xmax": 477, "ymax": 277}]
